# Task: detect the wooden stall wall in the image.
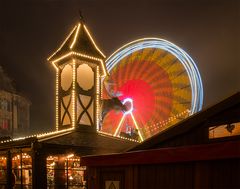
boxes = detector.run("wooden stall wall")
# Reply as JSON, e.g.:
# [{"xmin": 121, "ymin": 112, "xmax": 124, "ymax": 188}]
[{"xmin": 87, "ymin": 158, "xmax": 240, "ymax": 189}]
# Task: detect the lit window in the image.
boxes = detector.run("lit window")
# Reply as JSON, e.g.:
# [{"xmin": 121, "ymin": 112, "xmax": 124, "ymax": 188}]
[
  {"xmin": 0, "ymin": 156, "xmax": 7, "ymax": 188},
  {"xmin": 12, "ymin": 153, "xmax": 32, "ymax": 188},
  {"xmin": 47, "ymin": 154, "xmax": 86, "ymax": 188},
  {"xmin": 209, "ymin": 122, "xmax": 240, "ymax": 139}
]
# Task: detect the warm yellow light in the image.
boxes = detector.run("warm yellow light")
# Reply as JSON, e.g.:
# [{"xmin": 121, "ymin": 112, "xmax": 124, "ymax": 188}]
[
  {"xmin": 51, "ymin": 62, "xmax": 58, "ymax": 71},
  {"xmin": 70, "ymin": 24, "xmax": 81, "ymax": 49},
  {"xmin": 98, "ymin": 130, "xmax": 140, "ymax": 143},
  {"xmin": 72, "ymin": 60, "xmax": 76, "ymax": 128},
  {"xmin": 114, "ymin": 114, "xmax": 125, "ymax": 136},
  {"xmin": 56, "ymin": 70, "xmax": 59, "ymax": 130},
  {"xmin": 131, "ymin": 113, "xmax": 144, "ymax": 142},
  {"xmin": 67, "ymin": 154, "xmax": 74, "ymax": 159},
  {"xmin": 47, "ymin": 25, "xmax": 77, "ymax": 61},
  {"xmin": 52, "ymin": 52, "xmax": 73, "ymax": 64},
  {"xmin": 100, "ymin": 60, "xmax": 107, "ymax": 77},
  {"xmin": 96, "ymin": 66, "xmax": 100, "ymax": 130},
  {"xmin": 72, "ymin": 51, "xmax": 102, "ymax": 61}
]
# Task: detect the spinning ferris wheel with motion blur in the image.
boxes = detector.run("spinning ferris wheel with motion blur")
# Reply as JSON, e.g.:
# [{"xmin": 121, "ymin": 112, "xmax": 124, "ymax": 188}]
[{"xmin": 101, "ymin": 38, "xmax": 203, "ymax": 142}]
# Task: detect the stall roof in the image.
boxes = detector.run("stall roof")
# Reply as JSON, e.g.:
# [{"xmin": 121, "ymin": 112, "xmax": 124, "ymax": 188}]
[
  {"xmin": 0, "ymin": 129, "xmax": 138, "ymax": 154},
  {"xmin": 129, "ymin": 92, "xmax": 240, "ymax": 151},
  {"xmin": 81, "ymin": 139, "xmax": 240, "ymax": 167}
]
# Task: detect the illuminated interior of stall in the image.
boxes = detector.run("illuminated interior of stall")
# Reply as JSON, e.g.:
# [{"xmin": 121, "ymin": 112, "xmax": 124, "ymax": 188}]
[
  {"xmin": 209, "ymin": 122, "xmax": 240, "ymax": 139},
  {"xmin": 12, "ymin": 153, "xmax": 32, "ymax": 187},
  {"xmin": 0, "ymin": 156, "xmax": 7, "ymax": 187},
  {"xmin": 47, "ymin": 154, "xmax": 85, "ymax": 187}
]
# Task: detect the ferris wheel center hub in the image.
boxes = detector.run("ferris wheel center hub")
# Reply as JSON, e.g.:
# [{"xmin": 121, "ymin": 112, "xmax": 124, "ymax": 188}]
[{"xmin": 122, "ymin": 98, "xmax": 133, "ymax": 115}]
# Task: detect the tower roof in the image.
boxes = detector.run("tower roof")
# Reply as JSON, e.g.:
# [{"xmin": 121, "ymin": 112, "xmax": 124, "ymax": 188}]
[{"xmin": 48, "ymin": 22, "xmax": 107, "ymax": 76}]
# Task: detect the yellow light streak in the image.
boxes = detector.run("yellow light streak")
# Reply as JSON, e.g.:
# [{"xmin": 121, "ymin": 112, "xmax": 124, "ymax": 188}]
[
  {"xmin": 70, "ymin": 23, "xmax": 81, "ymax": 49},
  {"xmin": 51, "ymin": 62, "xmax": 58, "ymax": 71},
  {"xmin": 131, "ymin": 113, "xmax": 144, "ymax": 142},
  {"xmin": 83, "ymin": 24, "xmax": 106, "ymax": 58},
  {"xmin": 96, "ymin": 66, "xmax": 100, "ymax": 130},
  {"xmin": 52, "ymin": 52, "xmax": 73, "ymax": 64},
  {"xmin": 72, "ymin": 60, "xmax": 76, "ymax": 128},
  {"xmin": 114, "ymin": 114, "xmax": 125, "ymax": 136},
  {"xmin": 47, "ymin": 25, "xmax": 77, "ymax": 61},
  {"xmin": 56, "ymin": 70, "xmax": 59, "ymax": 130}
]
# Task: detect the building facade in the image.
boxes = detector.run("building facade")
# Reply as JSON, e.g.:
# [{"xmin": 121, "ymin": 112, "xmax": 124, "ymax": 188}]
[{"xmin": 0, "ymin": 67, "xmax": 30, "ymax": 138}]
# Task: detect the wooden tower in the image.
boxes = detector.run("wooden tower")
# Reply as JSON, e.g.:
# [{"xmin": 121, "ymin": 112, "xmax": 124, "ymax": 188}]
[{"xmin": 48, "ymin": 20, "xmax": 106, "ymax": 132}]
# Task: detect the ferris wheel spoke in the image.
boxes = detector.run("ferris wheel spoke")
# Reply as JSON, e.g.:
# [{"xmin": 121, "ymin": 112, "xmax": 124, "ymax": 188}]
[
  {"xmin": 130, "ymin": 113, "xmax": 144, "ymax": 142},
  {"xmin": 113, "ymin": 114, "xmax": 126, "ymax": 136}
]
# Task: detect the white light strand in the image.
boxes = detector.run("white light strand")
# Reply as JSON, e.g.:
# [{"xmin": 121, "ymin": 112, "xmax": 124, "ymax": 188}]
[
  {"xmin": 98, "ymin": 130, "xmax": 140, "ymax": 143},
  {"xmin": 72, "ymin": 60, "xmax": 76, "ymax": 128},
  {"xmin": 146, "ymin": 109, "xmax": 190, "ymax": 133},
  {"xmin": 96, "ymin": 66, "xmax": 100, "ymax": 131},
  {"xmin": 56, "ymin": 70, "xmax": 59, "ymax": 130},
  {"xmin": 47, "ymin": 25, "xmax": 78, "ymax": 61},
  {"xmin": 50, "ymin": 51, "xmax": 107, "ymax": 77},
  {"xmin": 83, "ymin": 24, "xmax": 106, "ymax": 58},
  {"xmin": 0, "ymin": 128, "xmax": 74, "ymax": 144}
]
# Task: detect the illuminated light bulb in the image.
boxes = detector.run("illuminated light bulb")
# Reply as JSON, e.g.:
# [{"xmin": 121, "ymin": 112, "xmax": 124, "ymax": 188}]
[
  {"xmin": 47, "ymin": 25, "xmax": 78, "ymax": 61},
  {"xmin": 67, "ymin": 154, "xmax": 74, "ymax": 159},
  {"xmin": 122, "ymin": 98, "xmax": 133, "ymax": 115}
]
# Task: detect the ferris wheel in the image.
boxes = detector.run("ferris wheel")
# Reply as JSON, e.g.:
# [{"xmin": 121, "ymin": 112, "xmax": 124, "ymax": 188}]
[{"xmin": 102, "ymin": 38, "xmax": 203, "ymax": 141}]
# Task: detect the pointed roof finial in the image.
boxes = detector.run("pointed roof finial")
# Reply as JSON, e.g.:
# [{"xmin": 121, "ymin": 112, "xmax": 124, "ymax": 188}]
[{"xmin": 79, "ymin": 10, "xmax": 84, "ymax": 23}]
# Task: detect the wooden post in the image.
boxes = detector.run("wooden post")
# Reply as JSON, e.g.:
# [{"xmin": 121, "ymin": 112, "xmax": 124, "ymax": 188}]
[
  {"xmin": 6, "ymin": 150, "xmax": 12, "ymax": 189},
  {"xmin": 32, "ymin": 143, "xmax": 47, "ymax": 189}
]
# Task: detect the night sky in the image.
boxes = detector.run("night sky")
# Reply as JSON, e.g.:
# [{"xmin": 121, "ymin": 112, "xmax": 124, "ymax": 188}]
[{"xmin": 0, "ymin": 0, "xmax": 239, "ymax": 134}]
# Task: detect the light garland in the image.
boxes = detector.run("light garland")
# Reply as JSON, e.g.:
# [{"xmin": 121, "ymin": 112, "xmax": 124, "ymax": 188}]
[
  {"xmin": 70, "ymin": 24, "xmax": 81, "ymax": 49},
  {"xmin": 96, "ymin": 66, "xmax": 100, "ymax": 130},
  {"xmin": 83, "ymin": 24, "xmax": 106, "ymax": 58},
  {"xmin": 47, "ymin": 25, "xmax": 78, "ymax": 61},
  {"xmin": 146, "ymin": 109, "xmax": 190, "ymax": 133},
  {"xmin": 52, "ymin": 52, "xmax": 73, "ymax": 64},
  {"xmin": 72, "ymin": 60, "xmax": 76, "ymax": 128},
  {"xmin": 0, "ymin": 127, "xmax": 74, "ymax": 144},
  {"xmin": 98, "ymin": 130, "xmax": 140, "ymax": 143},
  {"xmin": 50, "ymin": 51, "xmax": 107, "ymax": 77},
  {"xmin": 56, "ymin": 70, "xmax": 59, "ymax": 130},
  {"xmin": 0, "ymin": 126, "xmax": 138, "ymax": 144},
  {"xmin": 51, "ymin": 62, "xmax": 58, "ymax": 71},
  {"xmin": 48, "ymin": 22, "xmax": 107, "ymax": 77}
]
